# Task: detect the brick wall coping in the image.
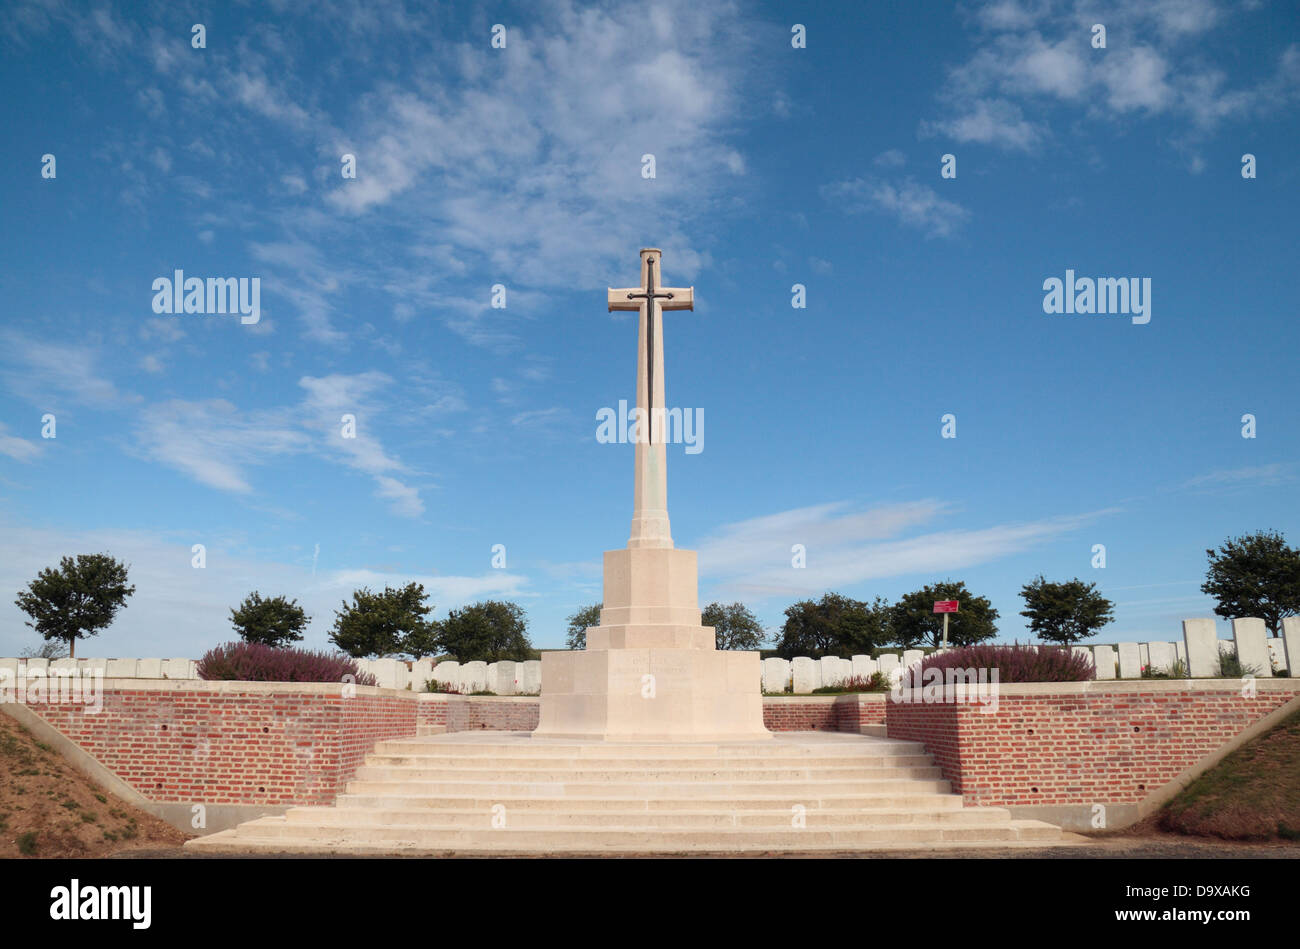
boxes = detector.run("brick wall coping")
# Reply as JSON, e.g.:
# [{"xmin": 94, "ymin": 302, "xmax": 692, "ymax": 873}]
[
  {"xmin": 72, "ymin": 678, "xmax": 414, "ymax": 698},
  {"xmin": 892, "ymin": 678, "xmax": 1300, "ymax": 698},
  {"xmin": 760, "ymin": 693, "xmax": 887, "ymax": 703},
  {"xmin": 417, "ymin": 693, "xmax": 537, "ymax": 703}
]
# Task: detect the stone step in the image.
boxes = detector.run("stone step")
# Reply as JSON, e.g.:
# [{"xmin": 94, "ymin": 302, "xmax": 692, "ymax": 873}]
[
  {"xmin": 342, "ymin": 777, "xmax": 954, "ymax": 797},
  {"xmin": 187, "ymin": 828, "xmax": 1079, "ymax": 854},
  {"xmin": 349, "ymin": 764, "xmax": 945, "ymax": 782},
  {"xmin": 181, "ymin": 733, "xmax": 1074, "ymax": 856},
  {"xmin": 281, "ymin": 805, "xmax": 1014, "ymax": 828},
  {"xmin": 334, "ymin": 792, "xmax": 969, "ymax": 811},
  {"xmin": 361, "ymin": 753, "xmax": 937, "ymax": 770},
  {"xmin": 222, "ymin": 817, "xmax": 1063, "ymax": 849},
  {"xmin": 369, "ymin": 738, "xmax": 925, "ymax": 758}
]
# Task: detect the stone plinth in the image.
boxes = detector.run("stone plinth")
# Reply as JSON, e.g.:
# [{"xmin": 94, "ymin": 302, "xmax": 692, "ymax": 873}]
[
  {"xmin": 533, "ymin": 647, "xmax": 768, "ymax": 741},
  {"xmin": 535, "ymin": 544, "xmax": 768, "ymax": 741}
]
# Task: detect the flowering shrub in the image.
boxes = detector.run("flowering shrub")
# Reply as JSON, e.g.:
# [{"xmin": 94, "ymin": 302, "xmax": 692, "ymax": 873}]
[
  {"xmin": 812, "ymin": 672, "xmax": 893, "ymax": 693},
  {"xmin": 197, "ymin": 641, "xmax": 377, "ymax": 685},
  {"xmin": 918, "ymin": 642, "xmax": 1094, "ymax": 683}
]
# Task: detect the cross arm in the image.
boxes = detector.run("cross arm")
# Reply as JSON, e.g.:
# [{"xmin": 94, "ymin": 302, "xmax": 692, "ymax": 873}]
[
  {"xmin": 658, "ymin": 287, "xmax": 694, "ymax": 311},
  {"xmin": 608, "ymin": 287, "xmax": 642, "ymax": 312}
]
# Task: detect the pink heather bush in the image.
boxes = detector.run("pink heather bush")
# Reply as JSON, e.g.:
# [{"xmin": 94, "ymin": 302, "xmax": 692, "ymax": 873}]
[
  {"xmin": 197, "ymin": 641, "xmax": 378, "ymax": 686},
  {"xmin": 918, "ymin": 642, "xmax": 1094, "ymax": 683}
]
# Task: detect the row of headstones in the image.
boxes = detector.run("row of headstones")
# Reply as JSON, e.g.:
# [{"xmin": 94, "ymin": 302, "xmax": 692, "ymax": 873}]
[
  {"xmin": 0, "ymin": 657, "xmax": 539, "ymax": 693},
  {"xmin": 758, "ymin": 617, "xmax": 1300, "ymax": 692},
  {"xmin": 0, "ymin": 657, "xmax": 197, "ymax": 679},
  {"xmin": 357, "ymin": 658, "xmax": 544, "ymax": 694},
  {"xmin": 761, "ymin": 652, "xmax": 925, "ymax": 694}
]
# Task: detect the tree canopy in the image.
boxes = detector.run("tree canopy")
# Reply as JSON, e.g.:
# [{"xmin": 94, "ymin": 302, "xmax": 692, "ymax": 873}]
[
  {"xmin": 889, "ymin": 581, "xmax": 998, "ymax": 648},
  {"xmin": 1018, "ymin": 575, "xmax": 1114, "ymax": 645},
  {"xmin": 230, "ymin": 592, "xmax": 310, "ymax": 648},
  {"xmin": 701, "ymin": 601, "xmax": 767, "ymax": 651},
  {"xmin": 328, "ymin": 582, "xmax": 435, "ymax": 658},
  {"xmin": 437, "ymin": 600, "xmax": 535, "ymax": 662},
  {"xmin": 1202, "ymin": 530, "xmax": 1300, "ymax": 636},
  {"xmin": 564, "ymin": 603, "xmax": 602, "ymax": 650},
  {"xmin": 14, "ymin": 553, "xmax": 136, "ymax": 659},
  {"xmin": 773, "ymin": 593, "xmax": 888, "ymax": 658}
]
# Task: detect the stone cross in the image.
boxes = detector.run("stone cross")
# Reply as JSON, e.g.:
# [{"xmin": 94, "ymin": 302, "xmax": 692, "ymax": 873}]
[{"xmin": 608, "ymin": 249, "xmax": 693, "ymax": 548}]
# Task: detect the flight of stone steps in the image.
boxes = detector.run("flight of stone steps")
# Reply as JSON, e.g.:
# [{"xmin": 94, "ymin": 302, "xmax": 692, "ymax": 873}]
[{"xmin": 184, "ymin": 732, "xmax": 1078, "ymax": 854}]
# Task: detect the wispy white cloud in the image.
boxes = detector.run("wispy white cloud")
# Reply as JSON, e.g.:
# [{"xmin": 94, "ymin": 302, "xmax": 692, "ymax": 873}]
[
  {"xmin": 0, "ymin": 423, "xmax": 41, "ymax": 463},
  {"xmin": 928, "ymin": 0, "xmax": 1300, "ymax": 151},
  {"xmin": 823, "ymin": 176, "xmax": 970, "ymax": 238},
  {"xmin": 0, "ymin": 523, "xmax": 528, "ymax": 657},
  {"xmin": 1181, "ymin": 463, "xmax": 1294, "ymax": 490},
  {"xmin": 0, "ymin": 332, "xmax": 139, "ymax": 411},
  {"xmin": 698, "ymin": 500, "xmax": 1113, "ymax": 598}
]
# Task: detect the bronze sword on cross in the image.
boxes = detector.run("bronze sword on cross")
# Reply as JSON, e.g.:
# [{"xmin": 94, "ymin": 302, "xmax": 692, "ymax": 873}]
[{"xmin": 607, "ymin": 250, "xmax": 694, "ymax": 444}]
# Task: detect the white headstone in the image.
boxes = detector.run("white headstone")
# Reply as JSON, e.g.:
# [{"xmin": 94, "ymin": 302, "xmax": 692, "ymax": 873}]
[
  {"xmin": 1093, "ymin": 645, "xmax": 1116, "ymax": 680},
  {"xmin": 136, "ymin": 658, "xmax": 163, "ymax": 678},
  {"xmin": 791, "ymin": 657, "xmax": 820, "ymax": 694},
  {"xmin": 1283, "ymin": 617, "xmax": 1300, "ymax": 678},
  {"xmin": 902, "ymin": 649, "xmax": 924, "ymax": 671},
  {"xmin": 105, "ymin": 658, "xmax": 137, "ymax": 678},
  {"xmin": 1138, "ymin": 643, "xmax": 1149, "ymax": 669},
  {"xmin": 461, "ymin": 660, "xmax": 488, "ymax": 692},
  {"xmin": 818, "ymin": 656, "xmax": 841, "ymax": 689},
  {"xmin": 494, "ymin": 660, "xmax": 519, "ymax": 695},
  {"xmin": 411, "ymin": 658, "xmax": 434, "ymax": 689},
  {"xmin": 877, "ymin": 653, "xmax": 901, "ymax": 679},
  {"xmin": 25, "ymin": 658, "xmax": 49, "ymax": 674},
  {"xmin": 1182, "ymin": 619, "xmax": 1218, "ymax": 677},
  {"xmin": 1117, "ymin": 642, "xmax": 1141, "ymax": 679},
  {"xmin": 162, "ymin": 657, "xmax": 193, "ymax": 679},
  {"xmin": 363, "ymin": 658, "xmax": 402, "ymax": 689},
  {"xmin": 1231, "ymin": 617, "xmax": 1272, "ymax": 677},
  {"xmin": 1146, "ymin": 641, "xmax": 1174, "ymax": 675},
  {"xmin": 521, "ymin": 659, "xmax": 542, "ymax": 693},
  {"xmin": 1265, "ymin": 639, "xmax": 1285, "ymax": 675},
  {"xmin": 762, "ymin": 657, "xmax": 790, "ymax": 693},
  {"xmin": 431, "ymin": 660, "xmax": 460, "ymax": 691},
  {"xmin": 851, "ymin": 654, "xmax": 878, "ymax": 681},
  {"xmin": 1174, "ymin": 641, "xmax": 1187, "ymax": 667}
]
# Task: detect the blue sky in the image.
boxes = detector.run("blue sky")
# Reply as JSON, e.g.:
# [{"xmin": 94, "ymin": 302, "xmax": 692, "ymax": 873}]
[{"xmin": 1, "ymin": 0, "xmax": 1297, "ymax": 657}]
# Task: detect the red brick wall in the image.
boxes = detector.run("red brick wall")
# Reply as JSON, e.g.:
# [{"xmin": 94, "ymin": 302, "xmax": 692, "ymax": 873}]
[
  {"xmin": 761, "ymin": 695, "xmax": 886, "ymax": 731},
  {"xmin": 886, "ymin": 685, "xmax": 1300, "ymax": 806},
  {"xmin": 25, "ymin": 686, "xmax": 417, "ymax": 806}
]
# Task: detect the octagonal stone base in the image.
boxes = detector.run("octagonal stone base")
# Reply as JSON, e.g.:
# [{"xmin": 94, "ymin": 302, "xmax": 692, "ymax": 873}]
[{"xmin": 534, "ymin": 647, "xmax": 771, "ymax": 742}]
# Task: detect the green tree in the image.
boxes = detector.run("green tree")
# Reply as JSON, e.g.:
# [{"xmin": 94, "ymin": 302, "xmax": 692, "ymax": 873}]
[
  {"xmin": 14, "ymin": 553, "xmax": 136, "ymax": 659},
  {"xmin": 1018, "ymin": 576, "xmax": 1115, "ymax": 645},
  {"xmin": 229, "ymin": 592, "xmax": 310, "ymax": 647},
  {"xmin": 437, "ymin": 600, "xmax": 535, "ymax": 662},
  {"xmin": 889, "ymin": 581, "xmax": 998, "ymax": 648},
  {"xmin": 701, "ymin": 601, "xmax": 767, "ymax": 651},
  {"xmin": 328, "ymin": 583, "xmax": 435, "ymax": 658},
  {"xmin": 565, "ymin": 603, "xmax": 602, "ymax": 650},
  {"xmin": 773, "ymin": 593, "xmax": 889, "ymax": 659},
  {"xmin": 1202, "ymin": 530, "xmax": 1300, "ymax": 636}
]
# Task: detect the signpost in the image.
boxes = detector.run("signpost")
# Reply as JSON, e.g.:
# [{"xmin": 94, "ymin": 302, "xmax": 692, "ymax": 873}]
[{"xmin": 933, "ymin": 600, "xmax": 959, "ymax": 648}]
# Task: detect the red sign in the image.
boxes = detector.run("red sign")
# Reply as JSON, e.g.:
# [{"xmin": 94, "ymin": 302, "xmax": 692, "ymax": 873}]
[{"xmin": 933, "ymin": 600, "xmax": 959, "ymax": 614}]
